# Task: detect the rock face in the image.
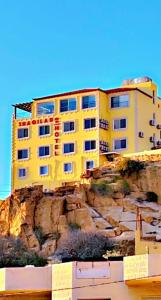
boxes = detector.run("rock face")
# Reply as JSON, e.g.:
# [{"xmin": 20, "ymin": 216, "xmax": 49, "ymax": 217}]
[{"xmin": 0, "ymin": 163, "xmax": 161, "ymax": 257}]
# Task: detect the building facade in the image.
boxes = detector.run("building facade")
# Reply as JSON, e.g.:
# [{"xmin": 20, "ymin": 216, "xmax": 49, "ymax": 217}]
[{"xmin": 12, "ymin": 76, "xmax": 161, "ymax": 191}]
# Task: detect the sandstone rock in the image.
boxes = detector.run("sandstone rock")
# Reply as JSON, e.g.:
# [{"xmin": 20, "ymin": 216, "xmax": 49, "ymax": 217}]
[
  {"xmin": 105, "ymin": 207, "xmax": 123, "ymax": 227},
  {"xmin": 119, "ymin": 221, "xmax": 136, "ymax": 232},
  {"xmin": 40, "ymin": 239, "xmax": 57, "ymax": 257},
  {"xmin": 99, "ymin": 229, "xmax": 116, "ymax": 238},
  {"xmin": 74, "ymin": 208, "xmax": 95, "ymax": 231},
  {"xmin": 58, "ymin": 215, "xmax": 69, "ymax": 234},
  {"xmin": 94, "ymin": 218, "xmax": 112, "ymax": 230},
  {"xmin": 20, "ymin": 224, "xmax": 40, "ymax": 252},
  {"xmin": 120, "ymin": 212, "xmax": 136, "ymax": 222}
]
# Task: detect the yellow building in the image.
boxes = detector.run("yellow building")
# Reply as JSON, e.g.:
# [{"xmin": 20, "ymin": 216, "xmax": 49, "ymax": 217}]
[{"xmin": 12, "ymin": 76, "xmax": 161, "ymax": 191}]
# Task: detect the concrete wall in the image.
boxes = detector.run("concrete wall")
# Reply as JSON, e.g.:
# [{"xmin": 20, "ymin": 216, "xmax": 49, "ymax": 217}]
[{"xmin": 0, "ymin": 266, "xmax": 52, "ymax": 291}]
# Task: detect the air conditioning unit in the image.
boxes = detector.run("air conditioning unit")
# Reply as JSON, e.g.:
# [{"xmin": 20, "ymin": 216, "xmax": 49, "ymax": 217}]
[
  {"xmin": 149, "ymin": 120, "xmax": 155, "ymax": 126},
  {"xmin": 156, "ymin": 124, "xmax": 161, "ymax": 129},
  {"xmin": 149, "ymin": 136, "xmax": 155, "ymax": 143},
  {"xmin": 138, "ymin": 131, "xmax": 144, "ymax": 138},
  {"xmin": 157, "ymin": 141, "xmax": 161, "ymax": 146}
]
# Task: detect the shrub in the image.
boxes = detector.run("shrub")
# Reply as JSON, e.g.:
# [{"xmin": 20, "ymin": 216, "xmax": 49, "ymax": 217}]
[
  {"xmin": 116, "ymin": 240, "xmax": 135, "ymax": 256},
  {"xmin": 34, "ymin": 226, "xmax": 46, "ymax": 245},
  {"xmin": 69, "ymin": 223, "xmax": 81, "ymax": 231},
  {"xmin": 0, "ymin": 237, "xmax": 47, "ymax": 267},
  {"xmin": 119, "ymin": 180, "xmax": 131, "ymax": 196},
  {"xmin": 54, "ymin": 231, "xmax": 114, "ymax": 261},
  {"xmin": 91, "ymin": 182, "xmax": 114, "ymax": 197},
  {"xmin": 146, "ymin": 191, "xmax": 158, "ymax": 202},
  {"xmin": 118, "ymin": 159, "xmax": 145, "ymax": 177}
]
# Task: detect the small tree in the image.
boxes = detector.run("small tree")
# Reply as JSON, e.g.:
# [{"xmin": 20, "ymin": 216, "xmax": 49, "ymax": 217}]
[{"xmin": 54, "ymin": 231, "xmax": 114, "ymax": 261}]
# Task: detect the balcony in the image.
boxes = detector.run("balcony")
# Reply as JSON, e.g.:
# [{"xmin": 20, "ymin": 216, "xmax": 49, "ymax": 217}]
[{"xmin": 124, "ymin": 254, "xmax": 161, "ymax": 286}]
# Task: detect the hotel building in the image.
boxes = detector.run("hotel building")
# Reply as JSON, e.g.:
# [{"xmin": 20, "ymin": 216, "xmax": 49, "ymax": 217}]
[{"xmin": 11, "ymin": 76, "xmax": 161, "ymax": 191}]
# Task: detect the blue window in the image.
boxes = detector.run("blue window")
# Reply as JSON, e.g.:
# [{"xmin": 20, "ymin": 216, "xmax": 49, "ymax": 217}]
[
  {"xmin": 114, "ymin": 139, "xmax": 127, "ymax": 150},
  {"xmin": 18, "ymin": 149, "xmax": 29, "ymax": 160},
  {"xmin": 18, "ymin": 168, "xmax": 26, "ymax": 177},
  {"xmin": 86, "ymin": 160, "xmax": 94, "ymax": 170},
  {"xmin": 64, "ymin": 121, "xmax": 75, "ymax": 132},
  {"xmin": 63, "ymin": 143, "xmax": 75, "ymax": 154},
  {"xmin": 84, "ymin": 118, "xmax": 96, "ymax": 129},
  {"xmin": 40, "ymin": 165, "xmax": 48, "ymax": 175},
  {"xmin": 84, "ymin": 140, "xmax": 96, "ymax": 151},
  {"xmin": 18, "ymin": 128, "xmax": 29, "ymax": 139},
  {"xmin": 82, "ymin": 95, "xmax": 96, "ymax": 109},
  {"xmin": 64, "ymin": 163, "xmax": 72, "ymax": 173},
  {"xmin": 39, "ymin": 125, "xmax": 50, "ymax": 136},
  {"xmin": 37, "ymin": 102, "xmax": 54, "ymax": 115},
  {"xmin": 60, "ymin": 98, "xmax": 76, "ymax": 112},
  {"xmin": 114, "ymin": 118, "xmax": 127, "ymax": 130},
  {"xmin": 111, "ymin": 95, "xmax": 129, "ymax": 108},
  {"xmin": 39, "ymin": 146, "xmax": 50, "ymax": 157}
]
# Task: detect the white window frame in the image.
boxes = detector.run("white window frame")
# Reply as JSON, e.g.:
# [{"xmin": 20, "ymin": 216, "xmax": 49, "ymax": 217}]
[
  {"xmin": 63, "ymin": 142, "xmax": 75, "ymax": 155},
  {"xmin": 37, "ymin": 101, "xmax": 55, "ymax": 116},
  {"xmin": 83, "ymin": 118, "xmax": 97, "ymax": 130},
  {"xmin": 85, "ymin": 160, "xmax": 95, "ymax": 170},
  {"xmin": 38, "ymin": 124, "xmax": 51, "ymax": 137},
  {"xmin": 39, "ymin": 165, "xmax": 49, "ymax": 176},
  {"xmin": 38, "ymin": 145, "xmax": 51, "ymax": 158},
  {"xmin": 113, "ymin": 138, "xmax": 128, "ymax": 151},
  {"xmin": 17, "ymin": 127, "xmax": 29, "ymax": 140},
  {"xmin": 18, "ymin": 168, "xmax": 27, "ymax": 178},
  {"xmin": 17, "ymin": 149, "xmax": 29, "ymax": 161},
  {"xmin": 110, "ymin": 94, "xmax": 130, "ymax": 109},
  {"xmin": 113, "ymin": 118, "xmax": 127, "ymax": 131},
  {"xmin": 63, "ymin": 120, "xmax": 75, "ymax": 133},
  {"xmin": 84, "ymin": 140, "xmax": 97, "ymax": 152},
  {"xmin": 64, "ymin": 162, "xmax": 73, "ymax": 173},
  {"xmin": 81, "ymin": 94, "xmax": 97, "ymax": 111},
  {"xmin": 59, "ymin": 98, "xmax": 77, "ymax": 113}
]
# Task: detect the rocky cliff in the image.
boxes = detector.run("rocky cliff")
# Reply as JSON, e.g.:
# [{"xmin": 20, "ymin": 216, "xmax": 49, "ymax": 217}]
[{"xmin": 0, "ymin": 162, "xmax": 161, "ymax": 257}]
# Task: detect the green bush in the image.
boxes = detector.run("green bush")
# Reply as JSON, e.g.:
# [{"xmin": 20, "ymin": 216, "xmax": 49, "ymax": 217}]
[
  {"xmin": 91, "ymin": 182, "xmax": 114, "ymax": 196},
  {"xmin": 146, "ymin": 191, "xmax": 158, "ymax": 202},
  {"xmin": 119, "ymin": 180, "xmax": 131, "ymax": 196},
  {"xmin": 55, "ymin": 231, "xmax": 114, "ymax": 261},
  {"xmin": 0, "ymin": 237, "xmax": 47, "ymax": 267},
  {"xmin": 34, "ymin": 226, "xmax": 46, "ymax": 245},
  {"xmin": 118, "ymin": 159, "xmax": 145, "ymax": 177},
  {"xmin": 69, "ymin": 223, "xmax": 81, "ymax": 231}
]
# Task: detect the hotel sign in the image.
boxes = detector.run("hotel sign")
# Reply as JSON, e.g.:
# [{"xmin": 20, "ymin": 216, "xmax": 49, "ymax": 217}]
[{"xmin": 18, "ymin": 117, "xmax": 55, "ymax": 126}]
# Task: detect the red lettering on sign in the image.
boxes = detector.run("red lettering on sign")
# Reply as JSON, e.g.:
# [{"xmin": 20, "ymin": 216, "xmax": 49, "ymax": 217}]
[
  {"xmin": 54, "ymin": 125, "xmax": 60, "ymax": 130},
  {"xmin": 39, "ymin": 119, "xmax": 43, "ymax": 124},
  {"xmin": 22, "ymin": 121, "xmax": 26, "ymax": 126},
  {"xmin": 32, "ymin": 120, "xmax": 36, "ymax": 125},
  {"xmin": 44, "ymin": 118, "xmax": 48, "ymax": 123},
  {"xmin": 55, "ymin": 145, "xmax": 59, "ymax": 150},
  {"xmin": 55, "ymin": 132, "xmax": 59, "ymax": 137},
  {"xmin": 27, "ymin": 121, "xmax": 31, "ymax": 126},
  {"xmin": 54, "ymin": 151, "xmax": 58, "ymax": 156},
  {"xmin": 49, "ymin": 117, "xmax": 54, "ymax": 122},
  {"xmin": 55, "ymin": 138, "xmax": 59, "ymax": 143},
  {"xmin": 55, "ymin": 118, "xmax": 60, "ymax": 124},
  {"xmin": 36, "ymin": 120, "xmax": 40, "ymax": 124},
  {"xmin": 19, "ymin": 122, "xmax": 22, "ymax": 126}
]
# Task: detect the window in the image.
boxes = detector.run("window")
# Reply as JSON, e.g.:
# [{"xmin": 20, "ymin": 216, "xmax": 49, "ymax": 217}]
[
  {"xmin": 86, "ymin": 160, "xmax": 94, "ymax": 170},
  {"xmin": 18, "ymin": 168, "xmax": 26, "ymax": 178},
  {"xmin": 84, "ymin": 118, "xmax": 96, "ymax": 129},
  {"xmin": 39, "ymin": 125, "xmax": 50, "ymax": 136},
  {"xmin": 82, "ymin": 95, "xmax": 96, "ymax": 109},
  {"xmin": 84, "ymin": 140, "xmax": 96, "ymax": 151},
  {"xmin": 114, "ymin": 138, "xmax": 127, "ymax": 150},
  {"xmin": 39, "ymin": 165, "xmax": 48, "ymax": 176},
  {"xmin": 17, "ymin": 149, "xmax": 29, "ymax": 160},
  {"xmin": 39, "ymin": 146, "xmax": 50, "ymax": 157},
  {"xmin": 64, "ymin": 163, "xmax": 72, "ymax": 173},
  {"xmin": 18, "ymin": 128, "xmax": 29, "ymax": 139},
  {"xmin": 111, "ymin": 95, "xmax": 129, "ymax": 108},
  {"xmin": 60, "ymin": 98, "xmax": 76, "ymax": 112},
  {"xmin": 113, "ymin": 118, "xmax": 127, "ymax": 130},
  {"xmin": 63, "ymin": 121, "xmax": 75, "ymax": 132},
  {"xmin": 37, "ymin": 102, "xmax": 54, "ymax": 115},
  {"xmin": 63, "ymin": 143, "xmax": 75, "ymax": 154}
]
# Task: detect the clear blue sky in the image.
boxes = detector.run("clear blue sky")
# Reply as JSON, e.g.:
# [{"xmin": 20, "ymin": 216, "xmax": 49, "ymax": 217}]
[{"xmin": 1, "ymin": 0, "xmax": 161, "ymax": 199}]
